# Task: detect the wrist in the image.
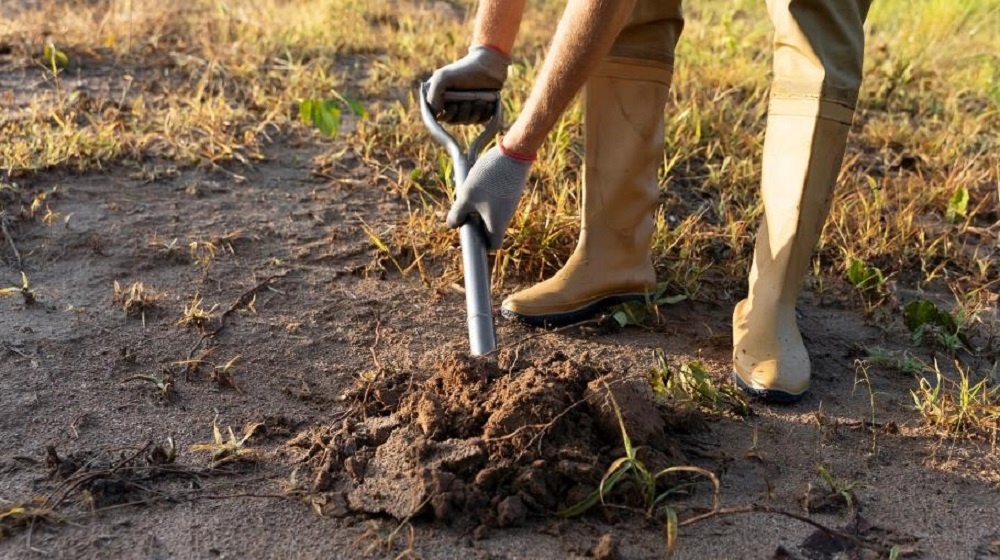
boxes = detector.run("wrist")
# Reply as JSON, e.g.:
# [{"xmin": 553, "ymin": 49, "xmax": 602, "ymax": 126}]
[
  {"xmin": 476, "ymin": 43, "xmax": 510, "ymax": 58},
  {"xmin": 499, "ymin": 136, "xmax": 536, "ymax": 162}
]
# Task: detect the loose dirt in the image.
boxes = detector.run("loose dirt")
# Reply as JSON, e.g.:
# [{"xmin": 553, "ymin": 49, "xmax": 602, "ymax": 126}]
[{"xmin": 292, "ymin": 350, "xmax": 694, "ymax": 529}]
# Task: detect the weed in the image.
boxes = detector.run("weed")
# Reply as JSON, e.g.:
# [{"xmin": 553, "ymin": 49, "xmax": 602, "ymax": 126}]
[
  {"xmin": 911, "ymin": 361, "xmax": 1000, "ymax": 437},
  {"xmin": 846, "ymin": 258, "xmax": 888, "ymax": 306},
  {"xmin": 147, "ymin": 236, "xmax": 182, "ymax": 259},
  {"xmin": 113, "ymin": 280, "xmax": 162, "ymax": 320},
  {"xmin": 862, "ymin": 346, "xmax": 929, "ymax": 376},
  {"xmin": 946, "ymin": 185, "xmax": 969, "ymax": 223},
  {"xmin": 801, "ymin": 464, "xmax": 860, "ymax": 514},
  {"xmin": 559, "ymin": 381, "xmax": 720, "ymax": 555},
  {"xmin": 609, "ymin": 283, "xmax": 688, "ymax": 328},
  {"xmin": 188, "ymin": 241, "xmax": 219, "ymax": 267},
  {"xmin": 190, "ymin": 416, "xmax": 264, "ymax": 466},
  {"xmin": 649, "ymin": 349, "xmax": 749, "ymax": 417},
  {"xmin": 121, "ymin": 371, "xmax": 175, "ymax": 401},
  {"xmin": 176, "ymin": 293, "xmax": 219, "ymax": 330},
  {"xmin": 0, "ymin": 271, "xmax": 36, "ymax": 306},
  {"xmin": 210, "ymin": 355, "xmax": 242, "ymax": 392},
  {"xmin": 299, "ymin": 94, "xmax": 367, "ymax": 139},
  {"xmin": 903, "ymin": 298, "xmax": 969, "ymax": 353}
]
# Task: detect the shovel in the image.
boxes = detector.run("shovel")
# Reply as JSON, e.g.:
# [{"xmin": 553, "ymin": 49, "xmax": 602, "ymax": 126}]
[{"xmin": 418, "ymin": 85, "xmax": 502, "ymax": 356}]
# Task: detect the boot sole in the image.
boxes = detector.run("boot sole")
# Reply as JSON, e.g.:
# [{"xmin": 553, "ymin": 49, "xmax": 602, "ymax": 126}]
[
  {"xmin": 500, "ymin": 293, "xmax": 650, "ymax": 328},
  {"xmin": 731, "ymin": 371, "xmax": 808, "ymax": 404}
]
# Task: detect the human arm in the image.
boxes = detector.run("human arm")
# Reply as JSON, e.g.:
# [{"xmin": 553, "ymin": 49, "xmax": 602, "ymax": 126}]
[
  {"xmin": 426, "ymin": 0, "xmax": 527, "ymax": 121},
  {"xmin": 473, "ymin": 0, "xmax": 527, "ymax": 57},
  {"xmin": 447, "ymin": 0, "xmax": 638, "ymax": 249},
  {"xmin": 502, "ymin": 0, "xmax": 636, "ymax": 155}
]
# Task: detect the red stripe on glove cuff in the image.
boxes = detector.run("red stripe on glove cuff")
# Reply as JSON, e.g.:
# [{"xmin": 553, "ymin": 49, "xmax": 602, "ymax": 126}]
[{"xmin": 499, "ymin": 137, "xmax": 536, "ymax": 162}]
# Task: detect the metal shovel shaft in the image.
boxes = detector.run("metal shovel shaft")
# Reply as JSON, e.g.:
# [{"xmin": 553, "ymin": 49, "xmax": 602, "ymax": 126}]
[
  {"xmin": 451, "ymin": 157, "xmax": 497, "ymax": 356},
  {"xmin": 419, "ymin": 86, "xmax": 500, "ymax": 356}
]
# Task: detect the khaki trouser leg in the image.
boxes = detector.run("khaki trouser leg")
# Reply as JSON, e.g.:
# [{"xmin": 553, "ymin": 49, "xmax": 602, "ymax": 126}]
[
  {"xmin": 501, "ymin": 0, "xmax": 683, "ymax": 327},
  {"xmin": 733, "ymin": 0, "xmax": 873, "ymax": 401}
]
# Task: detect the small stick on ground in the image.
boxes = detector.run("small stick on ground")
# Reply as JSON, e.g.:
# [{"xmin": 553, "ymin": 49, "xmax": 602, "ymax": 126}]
[
  {"xmin": 44, "ymin": 442, "xmax": 154, "ymax": 510},
  {"xmin": 1, "ymin": 218, "xmax": 23, "ymax": 271},
  {"xmin": 369, "ymin": 309, "xmax": 383, "ymax": 371},
  {"xmin": 2, "ymin": 341, "xmax": 33, "ymax": 359},
  {"xmin": 182, "ymin": 273, "xmax": 288, "ymax": 378},
  {"xmin": 484, "ymin": 318, "xmax": 604, "ymax": 358},
  {"xmin": 679, "ymin": 504, "xmax": 891, "ymax": 556}
]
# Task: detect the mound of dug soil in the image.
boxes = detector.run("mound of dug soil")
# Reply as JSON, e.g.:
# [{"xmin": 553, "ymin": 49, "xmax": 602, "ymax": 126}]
[{"xmin": 288, "ymin": 351, "xmax": 701, "ymax": 529}]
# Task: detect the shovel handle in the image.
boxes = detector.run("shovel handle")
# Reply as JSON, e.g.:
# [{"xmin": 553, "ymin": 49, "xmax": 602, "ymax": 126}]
[{"xmin": 419, "ymin": 84, "xmax": 501, "ymax": 356}]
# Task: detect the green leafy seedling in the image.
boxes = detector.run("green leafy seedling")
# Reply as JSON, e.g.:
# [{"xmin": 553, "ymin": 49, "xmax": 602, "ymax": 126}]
[
  {"xmin": 945, "ymin": 185, "xmax": 969, "ymax": 223},
  {"xmin": 816, "ymin": 464, "xmax": 859, "ymax": 511},
  {"xmin": 299, "ymin": 95, "xmax": 366, "ymax": 139},
  {"xmin": 846, "ymin": 258, "xmax": 886, "ymax": 293},
  {"xmin": 649, "ymin": 350, "xmax": 749, "ymax": 417},
  {"xmin": 903, "ymin": 299, "xmax": 969, "ymax": 351},
  {"xmin": 611, "ymin": 283, "xmax": 687, "ymax": 327},
  {"xmin": 43, "ymin": 40, "xmax": 69, "ymax": 70},
  {"xmin": 559, "ymin": 381, "xmax": 720, "ymax": 521},
  {"xmin": 863, "ymin": 347, "xmax": 928, "ymax": 376}
]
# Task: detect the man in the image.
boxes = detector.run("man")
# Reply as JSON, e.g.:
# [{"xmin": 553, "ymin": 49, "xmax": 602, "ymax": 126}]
[{"xmin": 427, "ymin": 0, "xmax": 872, "ymax": 403}]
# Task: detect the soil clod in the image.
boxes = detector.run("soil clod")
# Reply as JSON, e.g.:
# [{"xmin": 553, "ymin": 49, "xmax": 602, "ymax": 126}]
[{"xmin": 295, "ymin": 350, "xmax": 693, "ymax": 528}]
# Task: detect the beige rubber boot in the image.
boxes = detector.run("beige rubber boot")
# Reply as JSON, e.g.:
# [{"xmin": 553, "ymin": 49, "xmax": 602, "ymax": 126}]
[
  {"xmin": 501, "ymin": 59, "xmax": 670, "ymax": 326},
  {"xmin": 732, "ymin": 100, "xmax": 853, "ymax": 401},
  {"xmin": 733, "ymin": 0, "xmax": 871, "ymax": 402},
  {"xmin": 501, "ymin": 1, "xmax": 683, "ymax": 327}
]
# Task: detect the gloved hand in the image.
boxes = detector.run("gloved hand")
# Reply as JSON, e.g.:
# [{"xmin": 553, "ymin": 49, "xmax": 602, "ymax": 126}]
[
  {"xmin": 428, "ymin": 45, "xmax": 509, "ymax": 125},
  {"xmin": 446, "ymin": 145, "xmax": 531, "ymax": 250}
]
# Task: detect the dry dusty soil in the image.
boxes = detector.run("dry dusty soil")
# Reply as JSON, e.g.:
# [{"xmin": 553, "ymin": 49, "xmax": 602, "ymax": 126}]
[{"xmin": 2, "ymin": 78, "xmax": 1000, "ymax": 560}]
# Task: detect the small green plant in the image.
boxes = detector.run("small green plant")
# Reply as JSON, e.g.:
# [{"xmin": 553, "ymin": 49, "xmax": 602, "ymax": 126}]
[
  {"xmin": 649, "ymin": 350, "xmax": 750, "ymax": 417},
  {"xmin": 42, "ymin": 40, "xmax": 69, "ymax": 71},
  {"xmin": 911, "ymin": 361, "xmax": 1000, "ymax": 436},
  {"xmin": 801, "ymin": 464, "xmax": 860, "ymax": 513},
  {"xmin": 846, "ymin": 258, "xmax": 886, "ymax": 295},
  {"xmin": 945, "ymin": 185, "xmax": 969, "ymax": 223},
  {"xmin": 863, "ymin": 346, "xmax": 929, "ymax": 376},
  {"xmin": 299, "ymin": 95, "xmax": 367, "ymax": 139},
  {"xmin": 903, "ymin": 298, "xmax": 968, "ymax": 352},
  {"xmin": 559, "ymin": 382, "xmax": 719, "ymax": 556},
  {"xmin": 610, "ymin": 283, "xmax": 687, "ymax": 327}
]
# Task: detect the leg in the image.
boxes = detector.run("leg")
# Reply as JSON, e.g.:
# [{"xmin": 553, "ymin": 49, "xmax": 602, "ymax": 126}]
[
  {"xmin": 501, "ymin": 0, "xmax": 684, "ymax": 326},
  {"xmin": 733, "ymin": 0, "xmax": 873, "ymax": 402}
]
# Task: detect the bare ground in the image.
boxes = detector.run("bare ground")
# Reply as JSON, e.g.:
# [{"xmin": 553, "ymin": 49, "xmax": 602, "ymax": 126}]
[{"xmin": 1, "ymin": 137, "xmax": 998, "ymax": 560}]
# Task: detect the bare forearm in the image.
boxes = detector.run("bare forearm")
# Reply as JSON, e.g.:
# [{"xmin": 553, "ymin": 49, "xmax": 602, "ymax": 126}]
[
  {"xmin": 473, "ymin": 0, "xmax": 527, "ymax": 55},
  {"xmin": 504, "ymin": 0, "xmax": 636, "ymax": 155}
]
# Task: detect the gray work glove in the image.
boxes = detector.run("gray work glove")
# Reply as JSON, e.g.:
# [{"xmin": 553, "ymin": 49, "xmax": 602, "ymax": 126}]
[
  {"xmin": 446, "ymin": 146, "xmax": 531, "ymax": 250},
  {"xmin": 428, "ymin": 45, "xmax": 509, "ymax": 125}
]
